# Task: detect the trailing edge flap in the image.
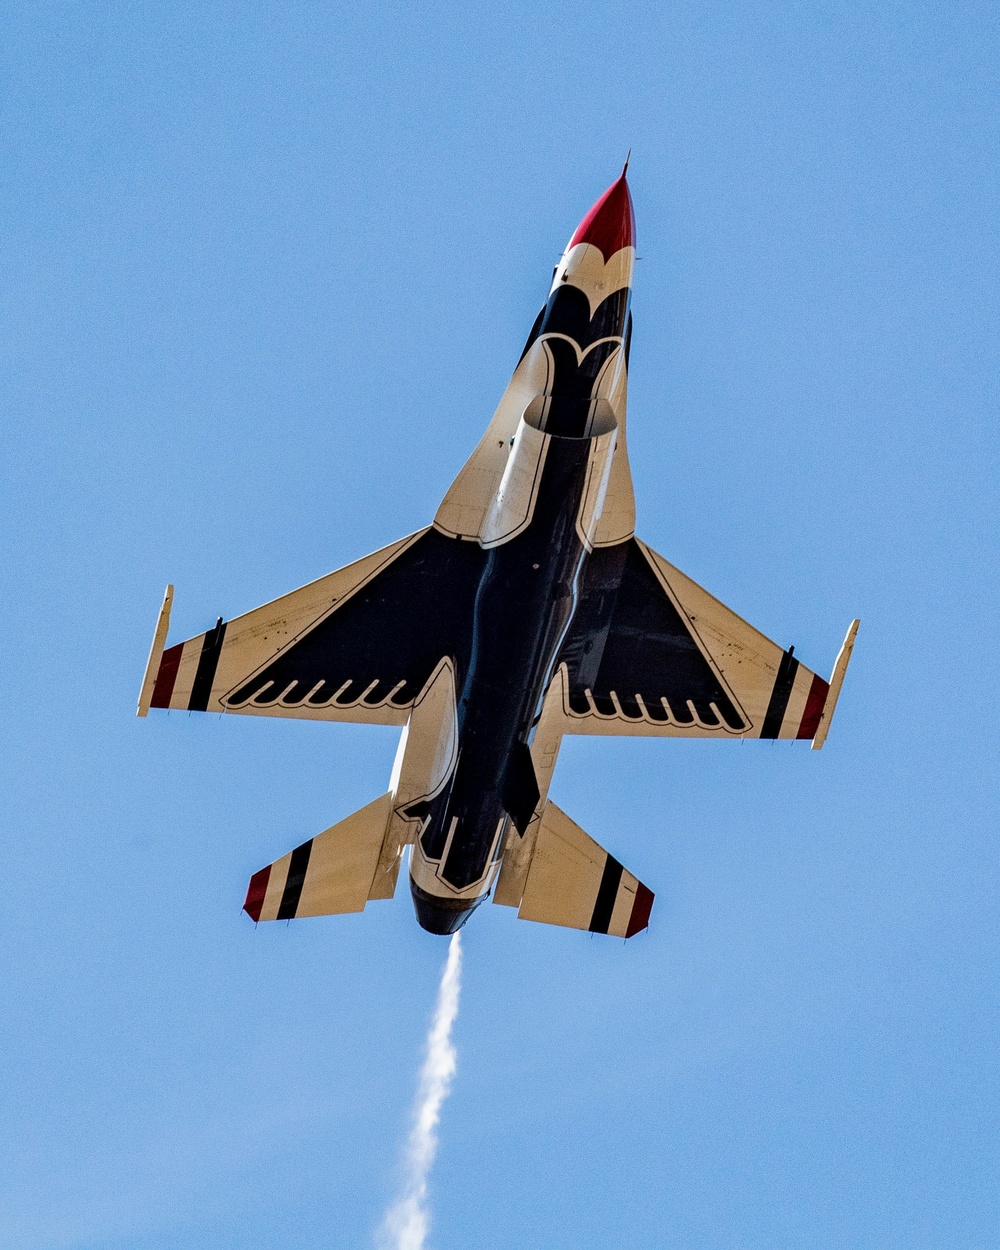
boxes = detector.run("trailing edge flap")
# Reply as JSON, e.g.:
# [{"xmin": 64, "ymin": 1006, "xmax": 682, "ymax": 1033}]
[
  {"xmin": 517, "ymin": 801, "xmax": 653, "ymax": 938},
  {"xmin": 502, "ymin": 741, "xmax": 540, "ymax": 836},
  {"xmin": 145, "ymin": 528, "xmax": 488, "ymax": 726},
  {"xmin": 556, "ymin": 537, "xmax": 834, "ymax": 741},
  {"xmin": 243, "ymin": 793, "xmax": 394, "ymax": 921}
]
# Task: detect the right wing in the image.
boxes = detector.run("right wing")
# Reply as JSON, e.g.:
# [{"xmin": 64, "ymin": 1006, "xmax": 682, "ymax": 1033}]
[
  {"xmin": 140, "ymin": 528, "xmax": 487, "ymax": 726},
  {"xmin": 556, "ymin": 538, "xmax": 855, "ymax": 743}
]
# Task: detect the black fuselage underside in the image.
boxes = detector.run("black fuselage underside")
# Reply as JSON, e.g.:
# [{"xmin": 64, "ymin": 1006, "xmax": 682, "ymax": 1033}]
[{"xmin": 415, "ymin": 435, "xmax": 593, "ymax": 893}]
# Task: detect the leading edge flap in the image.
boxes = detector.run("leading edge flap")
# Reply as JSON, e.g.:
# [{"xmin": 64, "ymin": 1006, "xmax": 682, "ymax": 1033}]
[{"xmin": 516, "ymin": 801, "xmax": 653, "ymax": 938}]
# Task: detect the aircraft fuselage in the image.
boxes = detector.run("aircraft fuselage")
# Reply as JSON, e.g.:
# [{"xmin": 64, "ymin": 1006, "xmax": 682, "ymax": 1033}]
[
  {"xmin": 407, "ymin": 184, "xmax": 634, "ymax": 933},
  {"xmin": 409, "ymin": 437, "xmax": 598, "ymax": 932}
]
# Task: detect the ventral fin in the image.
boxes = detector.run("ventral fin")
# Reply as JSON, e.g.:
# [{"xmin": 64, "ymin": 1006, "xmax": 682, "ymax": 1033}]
[{"xmin": 502, "ymin": 741, "xmax": 540, "ymax": 836}]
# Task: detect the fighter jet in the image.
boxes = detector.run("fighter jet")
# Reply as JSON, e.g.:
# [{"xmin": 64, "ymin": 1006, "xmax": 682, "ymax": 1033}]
[{"xmin": 138, "ymin": 168, "xmax": 858, "ymax": 938}]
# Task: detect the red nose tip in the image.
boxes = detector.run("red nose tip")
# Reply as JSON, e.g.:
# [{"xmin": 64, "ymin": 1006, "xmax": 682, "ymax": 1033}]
[{"xmin": 568, "ymin": 173, "xmax": 635, "ymax": 260}]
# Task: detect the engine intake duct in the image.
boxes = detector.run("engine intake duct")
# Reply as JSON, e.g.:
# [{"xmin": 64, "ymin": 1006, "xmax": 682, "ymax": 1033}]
[{"xmin": 524, "ymin": 395, "xmax": 617, "ymax": 440}]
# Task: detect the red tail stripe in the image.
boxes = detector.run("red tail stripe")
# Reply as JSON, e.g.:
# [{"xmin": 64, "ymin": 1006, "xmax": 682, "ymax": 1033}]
[
  {"xmin": 626, "ymin": 882, "xmax": 654, "ymax": 937},
  {"xmin": 244, "ymin": 865, "xmax": 271, "ymax": 922},
  {"xmin": 797, "ymin": 673, "xmax": 830, "ymax": 739},
  {"xmin": 150, "ymin": 642, "xmax": 184, "ymax": 708}
]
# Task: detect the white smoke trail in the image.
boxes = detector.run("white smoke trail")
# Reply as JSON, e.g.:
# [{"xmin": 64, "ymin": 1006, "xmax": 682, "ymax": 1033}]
[{"xmin": 378, "ymin": 932, "xmax": 463, "ymax": 1250}]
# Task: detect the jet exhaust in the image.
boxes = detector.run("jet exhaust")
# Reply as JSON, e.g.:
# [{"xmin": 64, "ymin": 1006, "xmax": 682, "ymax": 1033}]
[{"xmin": 377, "ymin": 932, "xmax": 463, "ymax": 1250}]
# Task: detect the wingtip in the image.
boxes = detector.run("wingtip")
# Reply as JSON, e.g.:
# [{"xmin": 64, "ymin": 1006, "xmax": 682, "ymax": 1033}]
[
  {"xmin": 810, "ymin": 619, "xmax": 860, "ymax": 750},
  {"xmin": 137, "ymin": 583, "xmax": 176, "ymax": 717}
]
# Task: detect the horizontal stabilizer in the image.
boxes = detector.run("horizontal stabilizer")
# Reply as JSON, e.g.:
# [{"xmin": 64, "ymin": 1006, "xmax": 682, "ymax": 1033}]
[
  {"xmin": 516, "ymin": 801, "xmax": 652, "ymax": 938},
  {"xmin": 244, "ymin": 793, "xmax": 394, "ymax": 921},
  {"xmin": 811, "ymin": 619, "xmax": 859, "ymax": 750}
]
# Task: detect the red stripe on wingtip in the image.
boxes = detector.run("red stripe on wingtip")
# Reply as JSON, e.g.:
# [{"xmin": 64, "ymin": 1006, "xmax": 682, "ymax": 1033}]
[
  {"xmin": 568, "ymin": 174, "xmax": 635, "ymax": 260},
  {"xmin": 797, "ymin": 673, "xmax": 830, "ymax": 739},
  {"xmin": 626, "ymin": 883, "xmax": 654, "ymax": 937},
  {"xmin": 244, "ymin": 865, "xmax": 271, "ymax": 922},
  {"xmin": 150, "ymin": 642, "xmax": 183, "ymax": 708}
]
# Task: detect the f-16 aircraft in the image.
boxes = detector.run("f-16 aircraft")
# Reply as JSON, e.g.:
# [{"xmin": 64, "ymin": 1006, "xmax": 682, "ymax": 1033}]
[{"xmin": 138, "ymin": 167, "xmax": 858, "ymax": 938}]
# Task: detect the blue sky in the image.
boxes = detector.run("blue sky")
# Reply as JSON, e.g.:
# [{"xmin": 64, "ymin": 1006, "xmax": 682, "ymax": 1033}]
[{"xmin": 2, "ymin": 2, "xmax": 997, "ymax": 1246}]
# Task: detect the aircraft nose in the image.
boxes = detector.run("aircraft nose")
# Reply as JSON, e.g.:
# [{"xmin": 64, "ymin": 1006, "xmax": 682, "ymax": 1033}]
[{"xmin": 566, "ymin": 167, "xmax": 635, "ymax": 260}]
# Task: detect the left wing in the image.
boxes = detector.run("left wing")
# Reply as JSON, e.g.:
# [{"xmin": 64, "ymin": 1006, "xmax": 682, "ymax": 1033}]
[
  {"xmin": 138, "ymin": 528, "xmax": 487, "ymax": 726},
  {"xmin": 555, "ymin": 538, "xmax": 856, "ymax": 744}
]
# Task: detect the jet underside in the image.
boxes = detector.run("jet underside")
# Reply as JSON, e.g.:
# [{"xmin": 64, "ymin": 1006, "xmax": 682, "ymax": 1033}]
[{"xmin": 138, "ymin": 170, "xmax": 858, "ymax": 939}]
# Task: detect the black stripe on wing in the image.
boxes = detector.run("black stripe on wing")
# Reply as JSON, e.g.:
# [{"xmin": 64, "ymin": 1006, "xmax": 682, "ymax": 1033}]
[
  {"xmin": 224, "ymin": 529, "xmax": 488, "ymax": 714},
  {"xmin": 559, "ymin": 540, "xmax": 748, "ymax": 732}
]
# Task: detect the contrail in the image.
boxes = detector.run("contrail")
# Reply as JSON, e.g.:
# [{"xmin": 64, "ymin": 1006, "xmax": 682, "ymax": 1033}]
[{"xmin": 378, "ymin": 932, "xmax": 463, "ymax": 1250}]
